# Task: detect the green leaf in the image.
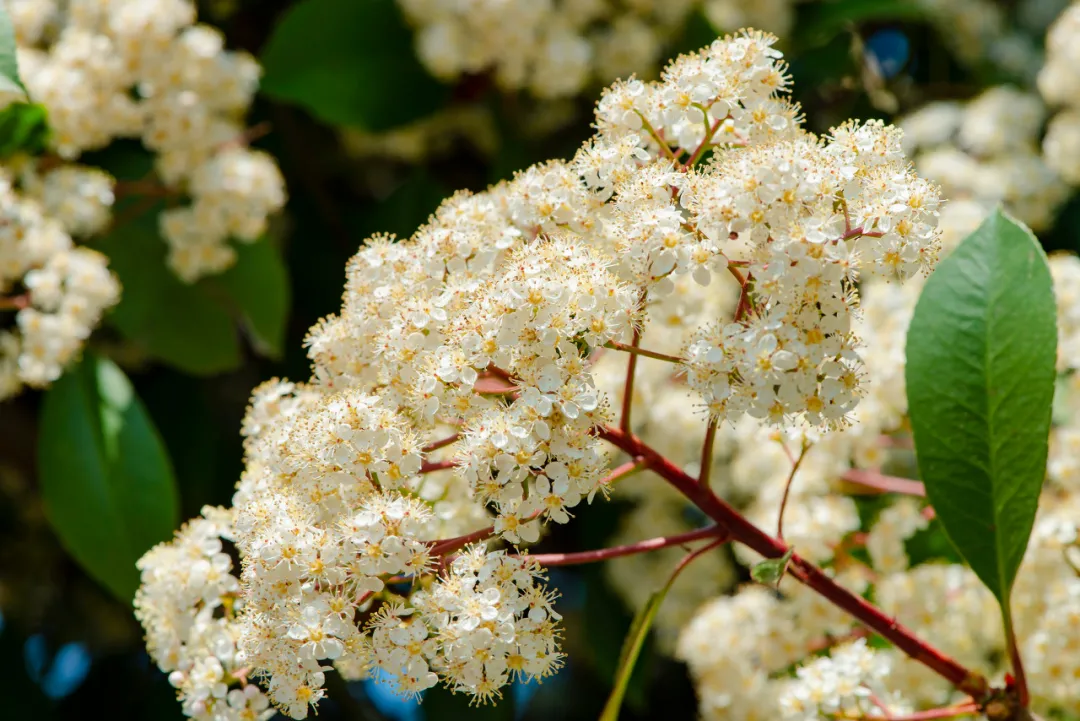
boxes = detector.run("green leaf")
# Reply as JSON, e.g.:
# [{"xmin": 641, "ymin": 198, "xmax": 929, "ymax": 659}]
[
  {"xmin": 751, "ymin": 548, "xmax": 794, "ymax": 587},
  {"xmin": 98, "ymin": 211, "xmax": 242, "ymax": 375},
  {"xmin": 905, "ymin": 208, "xmax": 1056, "ymax": 607},
  {"xmin": 260, "ymin": 0, "xmax": 449, "ymax": 131},
  {"xmin": 0, "ymin": 4, "xmax": 26, "ymax": 107},
  {"xmin": 211, "ymin": 241, "xmax": 291, "ymax": 358},
  {"xmin": 0, "ymin": 103, "xmax": 48, "ymax": 157},
  {"xmin": 38, "ymin": 354, "xmax": 179, "ymax": 603}
]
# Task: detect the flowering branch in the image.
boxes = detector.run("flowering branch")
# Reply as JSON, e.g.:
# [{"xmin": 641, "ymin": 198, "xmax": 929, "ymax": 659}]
[
  {"xmin": 522, "ymin": 525, "xmax": 728, "ymax": 567},
  {"xmin": 596, "ymin": 424, "xmax": 989, "ymax": 699}
]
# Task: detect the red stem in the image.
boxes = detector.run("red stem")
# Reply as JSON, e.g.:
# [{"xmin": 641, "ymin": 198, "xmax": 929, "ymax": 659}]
[
  {"xmin": 422, "ymin": 433, "xmax": 460, "ymax": 454},
  {"xmin": 842, "ymin": 226, "xmax": 885, "ymax": 240},
  {"xmin": 596, "ymin": 425, "xmax": 988, "ymax": 698},
  {"xmin": 524, "ymin": 525, "xmax": 726, "ymax": 567},
  {"xmin": 428, "ymin": 524, "xmax": 497, "ymax": 557},
  {"xmin": 601, "ymin": 457, "xmax": 647, "ymax": 486},
  {"xmin": 420, "ymin": 459, "xmax": 457, "ymax": 474},
  {"xmin": 777, "ymin": 442, "xmax": 810, "ymax": 541},
  {"xmin": 841, "ymin": 469, "xmax": 926, "ymax": 497}
]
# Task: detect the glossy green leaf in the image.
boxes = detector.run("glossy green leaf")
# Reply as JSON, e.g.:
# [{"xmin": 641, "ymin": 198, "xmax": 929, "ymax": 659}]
[
  {"xmin": 98, "ymin": 211, "xmax": 242, "ymax": 375},
  {"xmin": 212, "ymin": 241, "xmax": 291, "ymax": 359},
  {"xmin": 0, "ymin": 4, "xmax": 26, "ymax": 107},
  {"xmin": 261, "ymin": 0, "xmax": 449, "ymax": 131},
  {"xmin": 38, "ymin": 354, "xmax": 179, "ymax": 603},
  {"xmin": 906, "ymin": 208, "xmax": 1056, "ymax": 606}
]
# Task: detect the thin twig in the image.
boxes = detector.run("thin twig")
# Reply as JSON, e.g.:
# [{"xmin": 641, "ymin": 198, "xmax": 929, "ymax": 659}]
[
  {"xmin": 523, "ymin": 525, "xmax": 727, "ymax": 567},
  {"xmin": 682, "ymin": 115, "xmax": 728, "ymax": 170},
  {"xmin": 777, "ymin": 440, "xmax": 811, "ymax": 541},
  {"xmin": 601, "ymin": 457, "xmax": 648, "ymax": 487},
  {"xmin": 699, "ymin": 418, "xmax": 718, "ymax": 489},
  {"xmin": 420, "ymin": 459, "xmax": 457, "ymax": 474},
  {"xmin": 841, "ymin": 469, "xmax": 926, "ymax": 497},
  {"xmin": 604, "ymin": 340, "xmax": 684, "ymax": 364},
  {"xmin": 634, "ymin": 110, "xmax": 680, "ymax": 163},
  {"xmin": 427, "ymin": 524, "xmax": 498, "ymax": 557},
  {"xmin": 422, "ymin": 434, "xmax": 461, "ymax": 454}
]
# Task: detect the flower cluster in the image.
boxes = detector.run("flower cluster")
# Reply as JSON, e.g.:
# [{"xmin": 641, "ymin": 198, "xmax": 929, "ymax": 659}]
[
  {"xmin": 134, "ymin": 507, "xmax": 273, "ymax": 721},
  {"xmin": 779, "ymin": 639, "xmax": 893, "ymax": 721},
  {"xmin": 137, "ymin": 30, "xmax": 941, "ymax": 720},
  {"xmin": 673, "ymin": 232, "xmax": 1080, "ymax": 719},
  {"xmin": 396, "ymin": 0, "xmax": 699, "ymax": 98},
  {"xmin": 12, "ymin": 0, "xmax": 286, "ymax": 281},
  {"xmin": 1039, "ymin": 1, "xmax": 1080, "ymax": 186},
  {"xmin": 0, "ymin": 165, "xmax": 119, "ymax": 399}
]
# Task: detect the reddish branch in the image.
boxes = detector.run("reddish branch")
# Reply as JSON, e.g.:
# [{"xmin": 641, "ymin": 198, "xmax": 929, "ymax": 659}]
[
  {"xmin": 427, "ymin": 524, "xmax": 499, "ymax": 557},
  {"xmin": 596, "ymin": 424, "xmax": 988, "ymax": 698},
  {"xmin": 523, "ymin": 525, "xmax": 727, "ymax": 567},
  {"xmin": 420, "ymin": 459, "xmax": 457, "ymax": 474},
  {"xmin": 422, "ymin": 433, "xmax": 460, "ymax": 454},
  {"xmin": 842, "ymin": 226, "xmax": 885, "ymax": 241},
  {"xmin": 601, "ymin": 457, "xmax": 647, "ymax": 487},
  {"xmin": 841, "ymin": 469, "xmax": 926, "ymax": 497}
]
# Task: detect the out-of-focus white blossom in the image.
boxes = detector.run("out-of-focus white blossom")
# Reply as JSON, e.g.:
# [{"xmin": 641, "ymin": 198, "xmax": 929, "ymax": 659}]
[
  {"xmin": 0, "ymin": 167, "xmax": 119, "ymax": 399},
  {"xmin": 11, "ymin": 0, "xmax": 286, "ymax": 281}
]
